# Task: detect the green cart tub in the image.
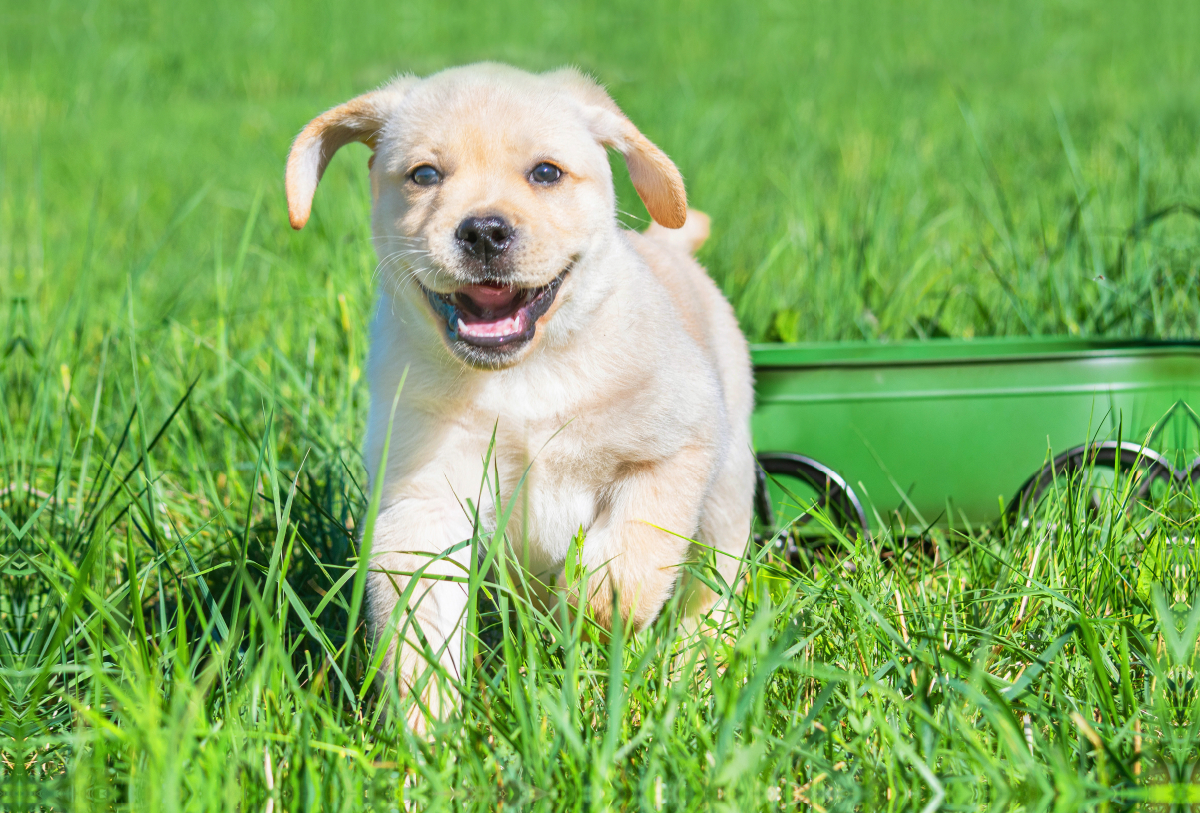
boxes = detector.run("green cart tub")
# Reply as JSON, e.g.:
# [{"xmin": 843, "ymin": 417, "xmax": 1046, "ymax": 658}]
[{"xmin": 750, "ymin": 337, "xmax": 1200, "ymax": 535}]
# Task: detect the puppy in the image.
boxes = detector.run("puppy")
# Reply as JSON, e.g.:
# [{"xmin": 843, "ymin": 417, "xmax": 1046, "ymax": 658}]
[{"xmin": 286, "ymin": 63, "xmax": 754, "ymax": 718}]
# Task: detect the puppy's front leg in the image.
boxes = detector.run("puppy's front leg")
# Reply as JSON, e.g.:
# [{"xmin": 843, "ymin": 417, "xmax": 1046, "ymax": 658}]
[
  {"xmin": 579, "ymin": 445, "xmax": 716, "ymax": 631},
  {"xmin": 366, "ymin": 494, "xmax": 474, "ymax": 725}
]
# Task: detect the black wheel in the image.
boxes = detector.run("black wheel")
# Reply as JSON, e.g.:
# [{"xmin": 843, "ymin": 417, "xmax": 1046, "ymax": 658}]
[
  {"xmin": 1008, "ymin": 441, "xmax": 1176, "ymax": 523},
  {"xmin": 1188, "ymin": 457, "xmax": 1200, "ymax": 487},
  {"xmin": 754, "ymin": 452, "xmax": 869, "ymax": 564}
]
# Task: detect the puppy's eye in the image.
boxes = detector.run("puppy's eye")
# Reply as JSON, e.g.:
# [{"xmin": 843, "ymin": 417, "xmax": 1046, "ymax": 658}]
[
  {"xmin": 529, "ymin": 163, "xmax": 562, "ymax": 185},
  {"xmin": 410, "ymin": 165, "xmax": 442, "ymax": 186}
]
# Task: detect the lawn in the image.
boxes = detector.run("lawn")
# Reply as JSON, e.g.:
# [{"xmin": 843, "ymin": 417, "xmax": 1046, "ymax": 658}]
[{"xmin": 2, "ymin": 0, "xmax": 1199, "ymax": 810}]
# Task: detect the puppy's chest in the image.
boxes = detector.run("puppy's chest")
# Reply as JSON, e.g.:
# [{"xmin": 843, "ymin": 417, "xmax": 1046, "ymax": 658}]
[
  {"xmin": 490, "ymin": 437, "xmax": 605, "ymax": 572},
  {"xmin": 512, "ymin": 474, "xmax": 596, "ymax": 574},
  {"xmin": 462, "ymin": 369, "xmax": 674, "ymax": 570}
]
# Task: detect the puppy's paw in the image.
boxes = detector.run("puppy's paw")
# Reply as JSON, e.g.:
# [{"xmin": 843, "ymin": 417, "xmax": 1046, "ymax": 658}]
[
  {"xmin": 384, "ymin": 644, "xmax": 459, "ymax": 735},
  {"xmin": 401, "ymin": 675, "xmax": 454, "ymax": 736}
]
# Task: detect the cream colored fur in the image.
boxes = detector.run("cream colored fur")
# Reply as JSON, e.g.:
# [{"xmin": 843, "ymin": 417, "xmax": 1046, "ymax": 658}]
[{"xmin": 286, "ymin": 63, "xmax": 754, "ymax": 726}]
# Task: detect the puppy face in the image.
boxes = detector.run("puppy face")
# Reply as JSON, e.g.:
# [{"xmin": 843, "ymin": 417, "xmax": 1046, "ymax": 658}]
[
  {"xmin": 372, "ymin": 69, "xmax": 611, "ymax": 369},
  {"xmin": 286, "ymin": 64, "xmax": 687, "ymax": 369}
]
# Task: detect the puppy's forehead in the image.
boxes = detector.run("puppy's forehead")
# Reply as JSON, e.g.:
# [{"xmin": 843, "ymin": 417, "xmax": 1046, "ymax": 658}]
[{"xmin": 384, "ymin": 70, "xmax": 594, "ymax": 163}]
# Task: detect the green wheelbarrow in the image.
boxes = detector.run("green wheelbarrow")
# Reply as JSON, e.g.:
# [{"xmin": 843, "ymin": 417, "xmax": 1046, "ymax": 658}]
[{"xmin": 750, "ymin": 337, "xmax": 1200, "ymax": 543}]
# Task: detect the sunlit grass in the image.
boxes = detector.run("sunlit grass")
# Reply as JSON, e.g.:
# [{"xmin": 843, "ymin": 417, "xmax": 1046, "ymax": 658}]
[{"xmin": 2, "ymin": 0, "xmax": 1198, "ymax": 810}]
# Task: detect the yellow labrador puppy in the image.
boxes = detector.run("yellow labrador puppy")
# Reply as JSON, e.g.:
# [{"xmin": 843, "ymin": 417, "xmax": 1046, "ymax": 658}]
[{"xmin": 286, "ymin": 63, "xmax": 754, "ymax": 716}]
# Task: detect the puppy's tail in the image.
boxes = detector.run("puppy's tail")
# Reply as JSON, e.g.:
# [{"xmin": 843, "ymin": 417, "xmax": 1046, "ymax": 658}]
[{"xmin": 643, "ymin": 208, "xmax": 710, "ymax": 256}]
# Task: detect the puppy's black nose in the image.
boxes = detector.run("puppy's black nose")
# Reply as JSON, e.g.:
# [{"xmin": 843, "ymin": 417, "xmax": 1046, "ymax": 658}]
[{"xmin": 455, "ymin": 216, "xmax": 515, "ymax": 263}]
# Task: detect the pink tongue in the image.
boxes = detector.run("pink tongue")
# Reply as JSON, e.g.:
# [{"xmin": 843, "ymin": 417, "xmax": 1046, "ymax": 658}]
[
  {"xmin": 456, "ymin": 284, "xmax": 525, "ymax": 339},
  {"xmin": 459, "ymin": 284, "xmax": 518, "ymax": 310}
]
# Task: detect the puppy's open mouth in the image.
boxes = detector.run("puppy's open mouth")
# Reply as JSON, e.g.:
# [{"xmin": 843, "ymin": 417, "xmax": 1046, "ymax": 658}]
[{"xmin": 423, "ymin": 268, "xmax": 569, "ymax": 350}]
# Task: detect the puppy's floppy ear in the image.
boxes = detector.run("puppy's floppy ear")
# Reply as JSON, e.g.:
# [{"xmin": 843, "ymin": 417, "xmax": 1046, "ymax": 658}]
[
  {"xmin": 550, "ymin": 68, "xmax": 688, "ymax": 229},
  {"xmin": 285, "ymin": 79, "xmax": 411, "ymax": 230}
]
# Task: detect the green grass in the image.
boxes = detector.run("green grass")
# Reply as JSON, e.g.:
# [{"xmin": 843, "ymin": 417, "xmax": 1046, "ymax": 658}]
[{"xmin": 3, "ymin": 0, "xmax": 1200, "ymax": 810}]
